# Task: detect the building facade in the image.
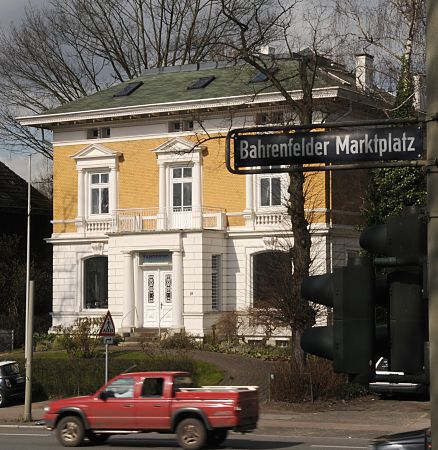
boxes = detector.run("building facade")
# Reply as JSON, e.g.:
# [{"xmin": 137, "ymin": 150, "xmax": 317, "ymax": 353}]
[{"xmin": 18, "ymin": 55, "xmax": 388, "ymax": 343}]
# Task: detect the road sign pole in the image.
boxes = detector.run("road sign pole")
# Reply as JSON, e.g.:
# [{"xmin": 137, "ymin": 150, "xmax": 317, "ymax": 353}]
[
  {"xmin": 105, "ymin": 343, "xmax": 108, "ymax": 384},
  {"xmin": 427, "ymin": 0, "xmax": 438, "ymax": 441}
]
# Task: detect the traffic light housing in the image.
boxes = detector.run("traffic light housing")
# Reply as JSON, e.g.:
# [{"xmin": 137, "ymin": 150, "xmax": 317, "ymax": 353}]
[
  {"xmin": 301, "ymin": 207, "xmax": 428, "ymax": 383},
  {"xmin": 301, "ymin": 255, "xmax": 375, "ymax": 383},
  {"xmin": 360, "ymin": 207, "xmax": 428, "ymax": 376}
]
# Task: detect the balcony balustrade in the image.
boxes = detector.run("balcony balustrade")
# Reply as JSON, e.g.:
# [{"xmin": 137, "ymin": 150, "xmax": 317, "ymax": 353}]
[{"xmin": 111, "ymin": 206, "xmax": 225, "ymax": 233}]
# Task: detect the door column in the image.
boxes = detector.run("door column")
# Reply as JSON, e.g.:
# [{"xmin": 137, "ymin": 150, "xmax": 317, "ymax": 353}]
[
  {"xmin": 172, "ymin": 250, "xmax": 184, "ymax": 329},
  {"xmin": 122, "ymin": 251, "xmax": 135, "ymax": 331}
]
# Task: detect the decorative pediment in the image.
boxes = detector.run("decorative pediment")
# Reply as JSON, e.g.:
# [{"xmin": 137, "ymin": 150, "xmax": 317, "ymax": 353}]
[
  {"xmin": 153, "ymin": 137, "xmax": 205, "ymax": 164},
  {"xmin": 153, "ymin": 137, "xmax": 201, "ymax": 155},
  {"xmin": 71, "ymin": 144, "xmax": 121, "ymax": 170},
  {"xmin": 71, "ymin": 143, "xmax": 121, "ymax": 160}
]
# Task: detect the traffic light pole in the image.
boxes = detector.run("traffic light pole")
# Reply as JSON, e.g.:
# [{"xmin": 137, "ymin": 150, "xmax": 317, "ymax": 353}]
[{"xmin": 426, "ymin": 0, "xmax": 438, "ymax": 441}]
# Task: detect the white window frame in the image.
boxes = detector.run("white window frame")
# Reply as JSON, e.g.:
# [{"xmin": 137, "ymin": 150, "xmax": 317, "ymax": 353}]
[
  {"xmin": 153, "ymin": 137, "xmax": 204, "ymax": 217},
  {"xmin": 171, "ymin": 166, "xmax": 193, "ymax": 212},
  {"xmin": 257, "ymin": 174, "xmax": 284, "ymax": 209},
  {"xmin": 89, "ymin": 171, "xmax": 110, "ymax": 216},
  {"xmin": 72, "ymin": 144, "xmax": 121, "ymax": 226}
]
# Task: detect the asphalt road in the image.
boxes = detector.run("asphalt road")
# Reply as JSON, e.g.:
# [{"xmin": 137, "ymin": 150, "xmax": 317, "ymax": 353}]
[{"xmin": 0, "ymin": 427, "xmax": 371, "ymax": 450}]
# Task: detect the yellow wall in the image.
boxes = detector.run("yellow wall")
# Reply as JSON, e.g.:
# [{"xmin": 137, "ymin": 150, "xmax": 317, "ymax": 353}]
[{"xmin": 53, "ymin": 135, "xmax": 331, "ymax": 233}]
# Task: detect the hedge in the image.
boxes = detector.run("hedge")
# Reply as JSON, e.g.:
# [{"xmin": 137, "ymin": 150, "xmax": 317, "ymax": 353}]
[{"xmin": 14, "ymin": 354, "xmax": 198, "ymax": 400}]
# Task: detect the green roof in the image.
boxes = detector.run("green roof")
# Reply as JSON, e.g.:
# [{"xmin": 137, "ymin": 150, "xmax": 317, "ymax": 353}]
[{"xmin": 46, "ymin": 58, "xmax": 355, "ymax": 116}]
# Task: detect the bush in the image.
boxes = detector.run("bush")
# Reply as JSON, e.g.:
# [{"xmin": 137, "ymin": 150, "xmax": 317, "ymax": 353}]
[
  {"xmin": 160, "ymin": 332, "xmax": 199, "ymax": 350},
  {"xmin": 270, "ymin": 356, "xmax": 367, "ymax": 402},
  {"xmin": 14, "ymin": 353, "xmax": 199, "ymax": 399},
  {"xmin": 202, "ymin": 341, "xmax": 290, "ymax": 360},
  {"xmin": 53, "ymin": 316, "xmax": 104, "ymax": 358}
]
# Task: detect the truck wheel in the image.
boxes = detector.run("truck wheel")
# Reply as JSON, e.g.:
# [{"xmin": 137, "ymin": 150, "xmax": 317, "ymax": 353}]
[
  {"xmin": 176, "ymin": 418, "xmax": 207, "ymax": 450},
  {"xmin": 0, "ymin": 389, "xmax": 7, "ymax": 408},
  {"xmin": 206, "ymin": 429, "xmax": 228, "ymax": 447},
  {"xmin": 86, "ymin": 431, "xmax": 109, "ymax": 444},
  {"xmin": 56, "ymin": 416, "xmax": 85, "ymax": 447}
]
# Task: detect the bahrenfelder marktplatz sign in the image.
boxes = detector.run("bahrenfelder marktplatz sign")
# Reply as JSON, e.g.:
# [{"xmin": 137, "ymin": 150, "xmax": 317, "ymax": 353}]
[{"xmin": 233, "ymin": 125, "xmax": 424, "ymax": 168}]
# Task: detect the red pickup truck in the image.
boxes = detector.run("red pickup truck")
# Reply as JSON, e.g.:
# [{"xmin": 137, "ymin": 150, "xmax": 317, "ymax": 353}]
[{"xmin": 43, "ymin": 371, "xmax": 259, "ymax": 449}]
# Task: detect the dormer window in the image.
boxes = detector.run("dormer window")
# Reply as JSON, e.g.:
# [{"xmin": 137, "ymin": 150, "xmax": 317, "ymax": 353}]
[{"xmin": 87, "ymin": 127, "xmax": 111, "ymax": 139}]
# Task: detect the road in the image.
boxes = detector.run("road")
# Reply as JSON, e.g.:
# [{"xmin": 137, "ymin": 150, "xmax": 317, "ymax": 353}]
[{"xmin": 0, "ymin": 426, "xmax": 371, "ymax": 450}]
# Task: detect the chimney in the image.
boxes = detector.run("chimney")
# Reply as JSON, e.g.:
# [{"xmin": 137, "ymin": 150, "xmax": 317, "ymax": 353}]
[
  {"xmin": 413, "ymin": 73, "xmax": 426, "ymax": 112},
  {"xmin": 259, "ymin": 45, "xmax": 276, "ymax": 55},
  {"xmin": 355, "ymin": 53, "xmax": 374, "ymax": 91}
]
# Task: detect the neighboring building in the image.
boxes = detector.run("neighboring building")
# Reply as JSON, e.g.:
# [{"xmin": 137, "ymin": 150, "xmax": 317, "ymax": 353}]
[
  {"xmin": 17, "ymin": 53, "xmax": 389, "ymax": 343},
  {"xmin": 0, "ymin": 161, "xmax": 52, "ymax": 258}
]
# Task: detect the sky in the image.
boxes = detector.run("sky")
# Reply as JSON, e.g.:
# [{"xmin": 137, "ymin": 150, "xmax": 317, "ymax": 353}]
[{"xmin": 0, "ymin": 0, "xmax": 48, "ymax": 181}]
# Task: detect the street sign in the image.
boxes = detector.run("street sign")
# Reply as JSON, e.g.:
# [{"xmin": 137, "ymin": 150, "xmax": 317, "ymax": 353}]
[
  {"xmin": 103, "ymin": 336, "xmax": 114, "ymax": 345},
  {"xmin": 98, "ymin": 311, "xmax": 115, "ymax": 337},
  {"xmin": 233, "ymin": 125, "xmax": 424, "ymax": 168}
]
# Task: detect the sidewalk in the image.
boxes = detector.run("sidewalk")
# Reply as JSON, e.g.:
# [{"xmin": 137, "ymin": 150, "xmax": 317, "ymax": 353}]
[{"xmin": 0, "ymin": 398, "xmax": 430, "ymax": 439}]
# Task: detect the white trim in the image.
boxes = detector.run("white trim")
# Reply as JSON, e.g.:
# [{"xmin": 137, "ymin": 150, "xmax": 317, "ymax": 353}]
[{"xmin": 17, "ymin": 87, "xmax": 343, "ymax": 126}]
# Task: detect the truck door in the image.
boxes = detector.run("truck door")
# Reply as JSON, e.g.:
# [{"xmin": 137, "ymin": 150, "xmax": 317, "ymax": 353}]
[
  {"xmin": 137, "ymin": 377, "xmax": 171, "ymax": 429},
  {"xmin": 88, "ymin": 377, "xmax": 137, "ymax": 429}
]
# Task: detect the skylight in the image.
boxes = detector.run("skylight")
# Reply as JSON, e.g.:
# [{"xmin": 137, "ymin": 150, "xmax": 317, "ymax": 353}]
[
  {"xmin": 250, "ymin": 67, "xmax": 279, "ymax": 83},
  {"xmin": 187, "ymin": 76, "xmax": 216, "ymax": 90},
  {"xmin": 113, "ymin": 81, "xmax": 144, "ymax": 97}
]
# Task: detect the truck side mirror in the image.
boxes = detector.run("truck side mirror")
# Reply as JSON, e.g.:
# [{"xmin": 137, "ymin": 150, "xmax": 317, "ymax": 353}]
[{"xmin": 98, "ymin": 391, "xmax": 108, "ymax": 401}]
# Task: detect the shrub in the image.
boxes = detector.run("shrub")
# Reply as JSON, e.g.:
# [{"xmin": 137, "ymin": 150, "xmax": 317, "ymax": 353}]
[
  {"xmin": 14, "ymin": 353, "xmax": 198, "ymax": 399},
  {"xmin": 160, "ymin": 331, "xmax": 199, "ymax": 350},
  {"xmin": 270, "ymin": 356, "xmax": 365, "ymax": 402},
  {"xmin": 53, "ymin": 316, "xmax": 104, "ymax": 358}
]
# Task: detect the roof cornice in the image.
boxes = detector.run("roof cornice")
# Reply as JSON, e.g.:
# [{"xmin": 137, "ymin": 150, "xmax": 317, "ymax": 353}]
[{"xmin": 17, "ymin": 87, "xmax": 346, "ymax": 128}]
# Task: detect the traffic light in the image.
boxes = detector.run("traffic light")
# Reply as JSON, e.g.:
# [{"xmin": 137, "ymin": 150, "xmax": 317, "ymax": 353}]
[
  {"xmin": 360, "ymin": 207, "xmax": 428, "ymax": 375},
  {"xmin": 301, "ymin": 206, "xmax": 428, "ymax": 383},
  {"xmin": 301, "ymin": 255, "xmax": 375, "ymax": 383}
]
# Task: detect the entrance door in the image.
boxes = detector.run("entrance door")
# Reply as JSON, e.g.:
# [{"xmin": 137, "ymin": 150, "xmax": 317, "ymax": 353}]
[{"xmin": 143, "ymin": 269, "xmax": 173, "ymax": 328}]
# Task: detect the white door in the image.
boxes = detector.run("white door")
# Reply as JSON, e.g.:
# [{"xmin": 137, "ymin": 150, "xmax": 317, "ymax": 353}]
[
  {"xmin": 143, "ymin": 270, "xmax": 173, "ymax": 327},
  {"xmin": 170, "ymin": 167, "xmax": 193, "ymax": 229}
]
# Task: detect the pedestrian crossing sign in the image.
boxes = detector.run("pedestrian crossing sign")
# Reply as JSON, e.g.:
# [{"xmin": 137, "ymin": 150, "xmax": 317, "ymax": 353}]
[{"xmin": 98, "ymin": 311, "xmax": 116, "ymax": 336}]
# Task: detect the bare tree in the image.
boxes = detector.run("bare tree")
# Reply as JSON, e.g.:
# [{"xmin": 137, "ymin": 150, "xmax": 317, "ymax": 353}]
[
  {"xmin": 0, "ymin": 0, "xmax": 233, "ymax": 157},
  {"xmin": 215, "ymin": 0, "xmax": 348, "ymax": 362},
  {"xmin": 333, "ymin": 0, "xmax": 425, "ymax": 99}
]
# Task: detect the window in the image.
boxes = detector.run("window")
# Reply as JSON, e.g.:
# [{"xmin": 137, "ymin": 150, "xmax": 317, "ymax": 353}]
[
  {"xmin": 255, "ymin": 111, "xmax": 284, "ymax": 125},
  {"xmin": 141, "ymin": 378, "xmax": 164, "ymax": 397},
  {"xmin": 90, "ymin": 172, "xmax": 109, "ymax": 215},
  {"xmin": 212, "ymin": 255, "xmax": 221, "ymax": 311},
  {"xmin": 87, "ymin": 128, "xmax": 111, "ymax": 139},
  {"xmin": 169, "ymin": 120, "xmax": 194, "ymax": 132},
  {"xmin": 103, "ymin": 377, "xmax": 135, "ymax": 398},
  {"xmin": 113, "ymin": 81, "xmax": 143, "ymax": 97},
  {"xmin": 187, "ymin": 76, "xmax": 215, "ymax": 90},
  {"xmin": 172, "ymin": 167, "xmax": 192, "ymax": 212},
  {"xmin": 250, "ymin": 67, "xmax": 279, "ymax": 83},
  {"xmin": 84, "ymin": 256, "xmax": 108, "ymax": 309},
  {"xmin": 253, "ymin": 251, "xmax": 291, "ymax": 308},
  {"xmin": 260, "ymin": 176, "xmax": 281, "ymax": 207}
]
